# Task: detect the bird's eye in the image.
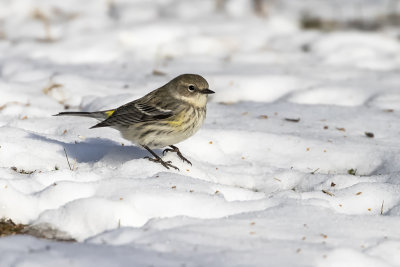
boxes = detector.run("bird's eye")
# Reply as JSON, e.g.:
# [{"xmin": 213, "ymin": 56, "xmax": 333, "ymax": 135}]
[{"xmin": 188, "ymin": 85, "xmax": 195, "ymax": 92}]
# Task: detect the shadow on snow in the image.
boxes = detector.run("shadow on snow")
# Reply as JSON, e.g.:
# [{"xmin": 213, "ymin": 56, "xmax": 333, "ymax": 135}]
[{"xmin": 28, "ymin": 133, "xmax": 157, "ymax": 163}]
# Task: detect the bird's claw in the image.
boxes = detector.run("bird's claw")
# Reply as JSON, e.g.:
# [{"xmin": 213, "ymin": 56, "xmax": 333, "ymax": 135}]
[
  {"xmin": 162, "ymin": 148, "xmax": 173, "ymax": 156},
  {"xmin": 163, "ymin": 146, "xmax": 192, "ymax": 165},
  {"xmin": 145, "ymin": 157, "xmax": 179, "ymax": 170}
]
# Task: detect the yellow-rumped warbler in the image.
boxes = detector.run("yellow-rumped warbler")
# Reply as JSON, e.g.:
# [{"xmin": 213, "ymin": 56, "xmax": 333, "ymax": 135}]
[{"xmin": 55, "ymin": 74, "xmax": 214, "ymax": 170}]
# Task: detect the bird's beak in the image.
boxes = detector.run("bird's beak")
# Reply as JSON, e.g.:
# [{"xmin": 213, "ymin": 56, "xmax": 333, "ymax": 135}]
[{"xmin": 200, "ymin": 89, "xmax": 215, "ymax": 94}]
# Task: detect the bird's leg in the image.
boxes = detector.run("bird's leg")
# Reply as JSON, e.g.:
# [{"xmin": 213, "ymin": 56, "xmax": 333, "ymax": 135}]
[
  {"xmin": 142, "ymin": 145, "xmax": 179, "ymax": 170},
  {"xmin": 163, "ymin": 145, "xmax": 192, "ymax": 165}
]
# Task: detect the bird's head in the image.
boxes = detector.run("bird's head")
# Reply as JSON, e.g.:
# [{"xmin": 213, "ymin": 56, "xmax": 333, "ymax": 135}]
[{"xmin": 168, "ymin": 74, "xmax": 214, "ymax": 108}]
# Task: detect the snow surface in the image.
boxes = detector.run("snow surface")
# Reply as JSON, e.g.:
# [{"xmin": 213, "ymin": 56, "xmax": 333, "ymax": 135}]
[{"xmin": 1, "ymin": 0, "xmax": 400, "ymax": 266}]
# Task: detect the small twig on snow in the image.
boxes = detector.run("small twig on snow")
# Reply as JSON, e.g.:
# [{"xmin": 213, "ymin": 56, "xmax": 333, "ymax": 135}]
[
  {"xmin": 322, "ymin": 190, "xmax": 335, "ymax": 197},
  {"xmin": 63, "ymin": 148, "xmax": 72, "ymax": 171}
]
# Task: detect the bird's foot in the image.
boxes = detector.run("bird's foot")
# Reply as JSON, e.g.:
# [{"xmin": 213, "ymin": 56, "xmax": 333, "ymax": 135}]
[
  {"xmin": 163, "ymin": 145, "xmax": 192, "ymax": 165},
  {"xmin": 145, "ymin": 156, "xmax": 179, "ymax": 170}
]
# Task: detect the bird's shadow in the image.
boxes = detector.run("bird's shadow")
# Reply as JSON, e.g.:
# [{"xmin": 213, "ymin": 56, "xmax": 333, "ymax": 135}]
[{"xmin": 28, "ymin": 133, "xmax": 156, "ymax": 163}]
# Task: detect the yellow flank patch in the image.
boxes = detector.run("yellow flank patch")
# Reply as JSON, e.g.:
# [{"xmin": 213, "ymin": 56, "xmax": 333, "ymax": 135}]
[
  {"xmin": 167, "ymin": 111, "xmax": 185, "ymax": 127},
  {"xmin": 104, "ymin": 110, "xmax": 115, "ymax": 117}
]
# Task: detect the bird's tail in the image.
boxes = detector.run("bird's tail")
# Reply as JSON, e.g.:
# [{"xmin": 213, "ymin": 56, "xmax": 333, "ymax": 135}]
[{"xmin": 53, "ymin": 110, "xmax": 115, "ymax": 120}]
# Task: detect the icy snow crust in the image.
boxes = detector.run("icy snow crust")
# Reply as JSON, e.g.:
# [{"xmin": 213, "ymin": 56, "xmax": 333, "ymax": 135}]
[{"xmin": 1, "ymin": 0, "xmax": 400, "ymax": 266}]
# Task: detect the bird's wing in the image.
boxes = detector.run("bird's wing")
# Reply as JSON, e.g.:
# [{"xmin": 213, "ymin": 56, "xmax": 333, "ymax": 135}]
[{"xmin": 90, "ymin": 101, "xmax": 173, "ymax": 128}]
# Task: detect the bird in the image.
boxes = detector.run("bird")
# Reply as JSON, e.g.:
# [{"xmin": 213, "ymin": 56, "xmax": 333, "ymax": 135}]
[{"xmin": 54, "ymin": 74, "xmax": 214, "ymax": 170}]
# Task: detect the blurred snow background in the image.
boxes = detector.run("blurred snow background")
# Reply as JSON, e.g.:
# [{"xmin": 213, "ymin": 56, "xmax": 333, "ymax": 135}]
[{"xmin": 1, "ymin": 0, "xmax": 400, "ymax": 266}]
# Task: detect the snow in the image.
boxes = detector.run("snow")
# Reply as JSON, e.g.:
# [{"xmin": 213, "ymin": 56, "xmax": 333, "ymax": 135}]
[{"xmin": 1, "ymin": 0, "xmax": 400, "ymax": 266}]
